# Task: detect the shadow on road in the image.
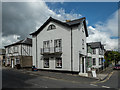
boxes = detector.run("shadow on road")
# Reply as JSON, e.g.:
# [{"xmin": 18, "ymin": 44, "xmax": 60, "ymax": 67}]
[{"xmin": 2, "ymin": 68, "xmax": 38, "ymax": 88}]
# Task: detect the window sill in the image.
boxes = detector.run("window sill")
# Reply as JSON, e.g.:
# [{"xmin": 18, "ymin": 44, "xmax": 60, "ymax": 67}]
[
  {"xmin": 44, "ymin": 66, "xmax": 49, "ymax": 68},
  {"xmin": 56, "ymin": 66, "xmax": 62, "ymax": 68}
]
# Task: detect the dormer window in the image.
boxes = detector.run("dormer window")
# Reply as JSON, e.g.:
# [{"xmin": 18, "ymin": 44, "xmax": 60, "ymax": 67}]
[{"xmin": 47, "ymin": 24, "xmax": 56, "ymax": 30}]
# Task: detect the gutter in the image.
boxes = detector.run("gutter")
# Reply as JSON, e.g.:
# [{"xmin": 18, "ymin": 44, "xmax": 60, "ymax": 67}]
[{"xmin": 36, "ymin": 35, "xmax": 38, "ymax": 67}]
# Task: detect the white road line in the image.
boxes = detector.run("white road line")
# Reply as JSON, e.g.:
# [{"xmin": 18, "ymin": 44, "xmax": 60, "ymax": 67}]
[
  {"xmin": 102, "ymin": 86, "xmax": 110, "ymax": 88},
  {"xmin": 90, "ymin": 84, "xmax": 98, "ymax": 87},
  {"xmin": 29, "ymin": 74, "xmax": 35, "ymax": 75}
]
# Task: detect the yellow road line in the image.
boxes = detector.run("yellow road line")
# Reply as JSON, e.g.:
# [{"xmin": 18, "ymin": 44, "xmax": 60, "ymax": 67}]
[{"xmin": 91, "ymin": 71, "xmax": 114, "ymax": 84}]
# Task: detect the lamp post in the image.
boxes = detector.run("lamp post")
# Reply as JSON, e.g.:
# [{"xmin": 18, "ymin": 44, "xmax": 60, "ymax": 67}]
[{"xmin": 114, "ymin": 54, "xmax": 117, "ymax": 65}]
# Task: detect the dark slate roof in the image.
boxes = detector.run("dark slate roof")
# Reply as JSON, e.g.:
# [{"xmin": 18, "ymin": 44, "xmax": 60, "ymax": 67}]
[
  {"xmin": 4, "ymin": 38, "xmax": 32, "ymax": 48},
  {"xmin": 87, "ymin": 42, "xmax": 104, "ymax": 49},
  {"xmin": 0, "ymin": 49, "xmax": 5, "ymax": 55},
  {"xmin": 30, "ymin": 17, "xmax": 88, "ymax": 37}
]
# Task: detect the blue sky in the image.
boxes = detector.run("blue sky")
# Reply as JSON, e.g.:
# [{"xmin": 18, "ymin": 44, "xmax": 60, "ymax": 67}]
[
  {"xmin": 2, "ymin": 2, "xmax": 118, "ymax": 50},
  {"xmin": 46, "ymin": 2, "xmax": 118, "ymax": 26}
]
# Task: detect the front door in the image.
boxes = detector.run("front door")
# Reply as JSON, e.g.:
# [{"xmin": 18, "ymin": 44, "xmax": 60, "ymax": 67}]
[{"xmin": 82, "ymin": 57, "xmax": 84, "ymax": 73}]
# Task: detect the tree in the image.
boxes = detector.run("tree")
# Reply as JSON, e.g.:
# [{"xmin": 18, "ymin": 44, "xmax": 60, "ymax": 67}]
[{"xmin": 104, "ymin": 51, "xmax": 120, "ymax": 66}]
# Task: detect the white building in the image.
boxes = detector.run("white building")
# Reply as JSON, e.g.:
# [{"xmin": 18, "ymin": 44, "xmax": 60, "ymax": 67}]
[
  {"xmin": 86, "ymin": 42, "xmax": 105, "ymax": 71},
  {"xmin": 4, "ymin": 38, "xmax": 32, "ymax": 68},
  {"xmin": 30, "ymin": 17, "xmax": 89, "ymax": 76},
  {"xmin": 0, "ymin": 49, "xmax": 5, "ymax": 66}
]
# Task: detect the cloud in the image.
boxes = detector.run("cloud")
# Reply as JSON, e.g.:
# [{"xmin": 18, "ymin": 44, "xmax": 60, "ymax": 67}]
[
  {"xmin": 1, "ymin": 35, "xmax": 20, "ymax": 47},
  {"xmin": 2, "ymin": 1, "xmax": 118, "ymax": 51},
  {"xmin": 87, "ymin": 10, "xmax": 118, "ymax": 50},
  {"xmin": 2, "ymin": 1, "xmax": 82, "ymax": 48}
]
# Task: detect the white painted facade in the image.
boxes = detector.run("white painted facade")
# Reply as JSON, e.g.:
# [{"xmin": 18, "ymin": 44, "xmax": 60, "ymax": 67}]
[
  {"xmin": 87, "ymin": 44, "xmax": 105, "ymax": 70},
  {"xmin": 5, "ymin": 44, "xmax": 32, "ymax": 57},
  {"xmin": 32, "ymin": 18, "xmax": 88, "ymax": 75},
  {"xmin": 5, "ymin": 38, "xmax": 32, "ymax": 67}
]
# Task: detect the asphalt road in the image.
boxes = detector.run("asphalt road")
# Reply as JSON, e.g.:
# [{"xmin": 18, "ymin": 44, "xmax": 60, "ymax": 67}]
[
  {"xmin": 92, "ymin": 70, "xmax": 120, "ymax": 90},
  {"xmin": 2, "ymin": 67, "xmax": 120, "ymax": 89}
]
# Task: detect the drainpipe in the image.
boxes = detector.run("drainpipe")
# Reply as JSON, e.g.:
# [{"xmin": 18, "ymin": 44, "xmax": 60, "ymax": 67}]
[
  {"xmin": 71, "ymin": 27, "xmax": 73, "ymax": 73},
  {"xmin": 21, "ymin": 44, "xmax": 22, "ymax": 67},
  {"xmin": 36, "ymin": 35, "xmax": 38, "ymax": 68}
]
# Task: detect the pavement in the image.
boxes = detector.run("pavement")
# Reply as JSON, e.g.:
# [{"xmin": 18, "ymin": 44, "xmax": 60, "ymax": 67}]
[{"xmin": 96, "ymin": 66, "xmax": 114, "ymax": 80}]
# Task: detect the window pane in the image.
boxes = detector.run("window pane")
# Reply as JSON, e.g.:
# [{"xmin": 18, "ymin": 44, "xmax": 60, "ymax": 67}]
[{"xmin": 56, "ymin": 57, "xmax": 62, "ymax": 68}]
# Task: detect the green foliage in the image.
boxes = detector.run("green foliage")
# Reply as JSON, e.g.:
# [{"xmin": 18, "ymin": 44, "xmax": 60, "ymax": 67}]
[{"xmin": 104, "ymin": 51, "xmax": 120, "ymax": 65}]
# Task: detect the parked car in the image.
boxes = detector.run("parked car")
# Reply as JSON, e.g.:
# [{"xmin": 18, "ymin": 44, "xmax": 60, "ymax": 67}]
[{"xmin": 113, "ymin": 64, "xmax": 120, "ymax": 70}]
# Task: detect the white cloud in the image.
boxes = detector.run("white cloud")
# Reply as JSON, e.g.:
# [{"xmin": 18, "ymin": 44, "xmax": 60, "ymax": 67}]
[
  {"xmin": 1, "ymin": 35, "xmax": 20, "ymax": 48},
  {"xmin": 87, "ymin": 10, "xmax": 118, "ymax": 51},
  {"xmin": 2, "ymin": 1, "xmax": 82, "ymax": 48},
  {"xmin": 94, "ymin": 10, "xmax": 118, "ymax": 37},
  {"xmin": 2, "ymin": 1, "xmax": 118, "ymax": 51}
]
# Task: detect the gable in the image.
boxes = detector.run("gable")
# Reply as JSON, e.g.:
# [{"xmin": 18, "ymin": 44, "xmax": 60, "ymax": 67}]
[{"xmin": 30, "ymin": 17, "xmax": 88, "ymax": 37}]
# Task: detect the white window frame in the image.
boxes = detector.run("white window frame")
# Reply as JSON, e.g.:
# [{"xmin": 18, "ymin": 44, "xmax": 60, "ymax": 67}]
[
  {"xmin": 14, "ymin": 46, "xmax": 18, "ymax": 53},
  {"xmin": 56, "ymin": 57, "xmax": 62, "ymax": 68},
  {"xmin": 93, "ymin": 49, "xmax": 96, "ymax": 54},
  {"xmin": 44, "ymin": 58, "xmax": 49, "ymax": 68},
  {"xmin": 47, "ymin": 24, "xmax": 56, "ymax": 30},
  {"xmin": 99, "ymin": 58, "xmax": 101, "ymax": 65},
  {"xmin": 43, "ymin": 41, "xmax": 50, "ymax": 48},
  {"xmin": 54, "ymin": 39, "xmax": 62, "ymax": 48}
]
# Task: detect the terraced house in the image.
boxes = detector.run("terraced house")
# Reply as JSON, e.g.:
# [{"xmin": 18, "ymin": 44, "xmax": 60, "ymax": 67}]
[
  {"xmin": 4, "ymin": 38, "xmax": 32, "ymax": 68},
  {"xmin": 86, "ymin": 42, "xmax": 105, "ymax": 71},
  {"xmin": 30, "ymin": 17, "xmax": 89, "ymax": 76}
]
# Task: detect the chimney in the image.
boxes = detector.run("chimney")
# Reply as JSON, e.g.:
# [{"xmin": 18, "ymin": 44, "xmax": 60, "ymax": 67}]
[{"xmin": 66, "ymin": 20, "xmax": 71, "ymax": 22}]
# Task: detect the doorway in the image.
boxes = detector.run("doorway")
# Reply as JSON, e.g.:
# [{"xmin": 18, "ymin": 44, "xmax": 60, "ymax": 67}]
[{"xmin": 82, "ymin": 57, "xmax": 84, "ymax": 73}]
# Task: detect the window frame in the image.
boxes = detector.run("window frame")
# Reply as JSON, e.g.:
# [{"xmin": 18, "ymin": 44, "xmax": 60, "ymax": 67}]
[
  {"xmin": 93, "ymin": 48, "xmax": 96, "ymax": 54},
  {"xmin": 54, "ymin": 39, "xmax": 62, "ymax": 48},
  {"xmin": 99, "ymin": 58, "xmax": 101, "ymax": 65},
  {"xmin": 55, "ymin": 57, "xmax": 62, "ymax": 68},
  {"xmin": 47, "ymin": 24, "xmax": 56, "ymax": 30},
  {"xmin": 93, "ymin": 58, "xmax": 96, "ymax": 65},
  {"xmin": 43, "ymin": 58, "xmax": 49, "ymax": 68},
  {"xmin": 14, "ymin": 45, "xmax": 18, "ymax": 53},
  {"xmin": 43, "ymin": 41, "xmax": 50, "ymax": 48},
  {"xmin": 8, "ymin": 47, "xmax": 11, "ymax": 54}
]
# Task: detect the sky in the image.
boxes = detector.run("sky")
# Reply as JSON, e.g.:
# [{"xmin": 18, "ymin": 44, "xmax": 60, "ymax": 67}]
[{"xmin": 1, "ymin": 1, "xmax": 119, "ymax": 50}]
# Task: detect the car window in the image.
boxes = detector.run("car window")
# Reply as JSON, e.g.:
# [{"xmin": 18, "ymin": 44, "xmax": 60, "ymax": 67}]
[{"xmin": 115, "ymin": 65, "xmax": 120, "ymax": 66}]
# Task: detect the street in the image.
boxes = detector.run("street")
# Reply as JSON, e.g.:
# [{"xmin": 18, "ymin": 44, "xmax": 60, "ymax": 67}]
[
  {"xmin": 91, "ymin": 70, "xmax": 120, "ymax": 89},
  {"xmin": 2, "ymin": 67, "xmax": 120, "ymax": 89}
]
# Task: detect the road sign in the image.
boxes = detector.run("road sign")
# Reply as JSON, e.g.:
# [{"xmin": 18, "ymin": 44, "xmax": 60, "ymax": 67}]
[{"xmin": 103, "ymin": 59, "xmax": 105, "ymax": 62}]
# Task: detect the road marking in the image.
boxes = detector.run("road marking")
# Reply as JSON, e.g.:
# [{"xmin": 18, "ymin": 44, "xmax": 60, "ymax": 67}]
[
  {"xmin": 102, "ymin": 86, "xmax": 110, "ymax": 88},
  {"xmin": 29, "ymin": 73, "xmax": 35, "ymax": 76},
  {"xmin": 90, "ymin": 84, "xmax": 98, "ymax": 87},
  {"xmin": 100, "ymin": 71, "xmax": 114, "ymax": 83},
  {"xmin": 91, "ymin": 71, "xmax": 114, "ymax": 84},
  {"xmin": 31, "ymin": 82, "xmax": 39, "ymax": 86}
]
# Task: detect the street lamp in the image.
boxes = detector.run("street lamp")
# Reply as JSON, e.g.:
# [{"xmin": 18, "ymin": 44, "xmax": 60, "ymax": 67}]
[{"xmin": 114, "ymin": 54, "xmax": 117, "ymax": 65}]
